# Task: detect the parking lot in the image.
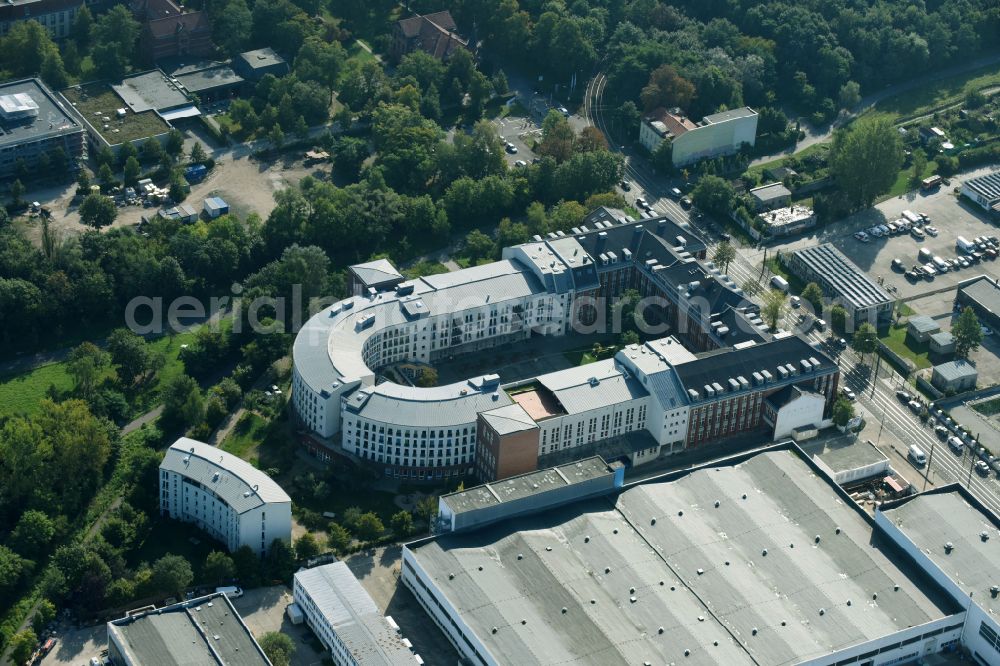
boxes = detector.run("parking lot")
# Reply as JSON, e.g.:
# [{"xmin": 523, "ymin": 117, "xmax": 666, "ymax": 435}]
[{"xmin": 763, "ymin": 166, "xmax": 1000, "ymax": 301}]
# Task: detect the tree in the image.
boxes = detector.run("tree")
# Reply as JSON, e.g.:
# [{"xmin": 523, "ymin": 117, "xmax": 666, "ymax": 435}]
[
  {"xmin": 161, "ymin": 373, "xmax": 204, "ymax": 430},
  {"xmin": 415, "ymin": 367, "xmax": 438, "ymax": 387},
  {"xmin": 741, "ymin": 279, "xmax": 762, "ymax": 297},
  {"xmin": 151, "ymin": 554, "xmax": 193, "ymax": 596},
  {"xmin": 651, "ymin": 139, "xmax": 673, "ymax": 173},
  {"xmin": 463, "ymin": 229, "xmax": 495, "ymax": 261},
  {"xmin": 203, "ymin": 551, "xmax": 236, "ymax": 584},
  {"xmin": 10, "ymin": 510, "xmax": 56, "ymax": 559},
  {"xmin": 537, "ymin": 110, "xmax": 576, "ymax": 162},
  {"xmin": 831, "ymin": 305, "xmax": 848, "ymax": 333},
  {"xmin": 232, "ymin": 545, "xmax": 261, "ymax": 587},
  {"xmin": 259, "ymin": 632, "xmax": 295, "ymax": 666},
  {"xmin": 327, "ymin": 522, "xmax": 351, "ymax": 553},
  {"xmin": 97, "ymin": 163, "xmax": 114, "ymax": 188},
  {"xmin": 40, "ymin": 49, "xmax": 68, "ymax": 89},
  {"xmin": 92, "ymin": 5, "xmax": 139, "ymax": 76},
  {"xmin": 416, "ymin": 496, "xmax": 437, "ymax": 529},
  {"xmin": 189, "ymin": 142, "xmax": 207, "ymax": 164},
  {"xmin": 72, "ymin": 5, "xmax": 93, "ymax": 48},
  {"xmin": 10, "ymin": 178, "xmax": 25, "ymax": 204},
  {"xmin": 264, "ymin": 539, "xmax": 295, "ymax": 581},
  {"xmin": 851, "ymin": 322, "xmax": 879, "ymax": 361},
  {"xmin": 953, "ymin": 306, "xmax": 984, "ymax": 360},
  {"xmin": 910, "ymin": 149, "xmax": 928, "ymax": 187},
  {"xmin": 691, "ymin": 175, "xmax": 735, "ymax": 218},
  {"xmin": 391, "ymin": 510, "xmax": 413, "ymax": 537},
  {"xmin": 67, "ymin": 341, "xmax": 109, "ymax": 397},
  {"xmin": 8, "ymin": 629, "xmax": 37, "ymax": 666},
  {"xmin": 837, "ymin": 81, "xmax": 861, "ymax": 109},
  {"xmin": 107, "ymin": 328, "xmax": 151, "ymax": 386},
  {"xmin": 141, "ymin": 137, "xmax": 164, "ymax": 164},
  {"xmin": 712, "ymin": 241, "xmax": 736, "ymax": 273},
  {"xmin": 79, "ymin": 193, "xmax": 117, "ymax": 228},
  {"xmin": 123, "ymin": 155, "xmax": 141, "ymax": 188},
  {"xmin": 294, "ymin": 533, "xmax": 321, "ymax": 560},
  {"xmin": 830, "ymin": 117, "xmax": 904, "ymax": 208},
  {"xmin": 640, "ymin": 64, "xmax": 696, "ymax": 111},
  {"xmin": 165, "ymin": 129, "xmax": 185, "ymax": 158},
  {"xmin": 832, "ymin": 397, "xmax": 856, "ymax": 428},
  {"xmin": 801, "ymin": 282, "xmax": 824, "ymax": 313},
  {"xmin": 212, "ymin": 0, "xmax": 252, "ymax": 56},
  {"xmin": 762, "ymin": 289, "xmax": 786, "ymax": 330},
  {"xmin": 355, "ymin": 512, "xmax": 385, "ymax": 541},
  {"xmin": 269, "ymin": 125, "xmax": 285, "ymax": 150}
]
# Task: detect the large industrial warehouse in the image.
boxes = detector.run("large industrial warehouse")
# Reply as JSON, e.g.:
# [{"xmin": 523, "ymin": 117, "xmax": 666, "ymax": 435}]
[{"xmin": 402, "ymin": 448, "xmax": 973, "ymax": 666}]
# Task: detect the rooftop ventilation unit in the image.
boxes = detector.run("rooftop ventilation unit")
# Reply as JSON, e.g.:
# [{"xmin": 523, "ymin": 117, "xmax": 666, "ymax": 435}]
[
  {"xmin": 687, "ymin": 389, "xmax": 700, "ymax": 400},
  {"xmin": 777, "ymin": 366, "xmax": 789, "ymax": 379},
  {"xmin": 728, "ymin": 378, "xmax": 740, "ymax": 392},
  {"xmin": 761, "ymin": 370, "xmax": 773, "ymax": 383},
  {"xmin": 717, "ymin": 326, "xmax": 729, "ymax": 336},
  {"xmin": 800, "ymin": 359, "xmax": 812, "ymax": 373},
  {"xmin": 711, "ymin": 382, "xmax": 724, "ymax": 394},
  {"xmin": 704, "ymin": 384, "xmax": 715, "ymax": 398},
  {"xmin": 737, "ymin": 376, "xmax": 750, "ymax": 389}
]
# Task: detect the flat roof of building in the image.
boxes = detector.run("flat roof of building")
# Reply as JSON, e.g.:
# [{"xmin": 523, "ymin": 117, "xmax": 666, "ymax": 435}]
[
  {"xmin": 702, "ymin": 106, "xmax": 757, "ymax": 124},
  {"xmin": 0, "ymin": 78, "xmax": 81, "ymax": 148},
  {"xmin": 749, "ymin": 182, "xmax": 791, "ymax": 202},
  {"xmin": 175, "ymin": 65, "xmax": 243, "ymax": 94},
  {"xmin": 908, "ymin": 315, "xmax": 940, "ymax": 333},
  {"xmin": 61, "ymin": 83, "xmax": 170, "ymax": 146},
  {"xmin": 881, "ymin": 488, "xmax": 1000, "ymax": 616},
  {"xmin": 806, "ymin": 438, "xmax": 889, "ymax": 474},
  {"xmin": 239, "ymin": 47, "xmax": 286, "ymax": 70},
  {"xmin": 960, "ymin": 275, "xmax": 1000, "ymax": 316},
  {"xmin": 160, "ymin": 437, "xmax": 290, "ymax": 513},
  {"xmin": 790, "ymin": 243, "xmax": 892, "ymax": 311},
  {"xmin": 293, "ymin": 563, "xmax": 414, "ymax": 664},
  {"xmin": 440, "ymin": 457, "xmax": 613, "ymax": 514},
  {"xmin": 107, "ymin": 593, "xmax": 270, "ymax": 666},
  {"xmin": 111, "ymin": 70, "xmax": 192, "ymax": 113},
  {"xmin": 408, "ymin": 450, "xmax": 954, "ymax": 665},
  {"xmin": 759, "ymin": 205, "xmax": 814, "ymax": 229}
]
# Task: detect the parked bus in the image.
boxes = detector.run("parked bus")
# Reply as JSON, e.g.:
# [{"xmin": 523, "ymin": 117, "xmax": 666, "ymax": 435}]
[{"xmin": 920, "ymin": 174, "xmax": 942, "ymax": 190}]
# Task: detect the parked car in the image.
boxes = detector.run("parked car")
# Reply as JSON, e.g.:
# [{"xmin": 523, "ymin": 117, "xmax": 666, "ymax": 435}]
[
  {"xmin": 557, "ymin": 106, "xmax": 570, "ymax": 116},
  {"xmin": 934, "ymin": 425, "xmax": 949, "ymax": 439},
  {"xmin": 514, "ymin": 160, "xmax": 527, "ymax": 167},
  {"xmin": 975, "ymin": 460, "xmax": 990, "ymax": 476},
  {"xmin": 896, "ymin": 390, "xmax": 912, "ymax": 403},
  {"xmin": 910, "ymin": 227, "xmax": 925, "ymax": 239},
  {"xmin": 635, "ymin": 197, "xmax": 647, "ymax": 210},
  {"xmin": 908, "ymin": 400, "xmax": 922, "ymax": 414},
  {"xmin": 924, "ymin": 226, "xmax": 939, "ymax": 236},
  {"xmin": 841, "ymin": 387, "xmax": 857, "ymax": 401},
  {"xmin": 855, "ymin": 231, "xmax": 869, "ymax": 242},
  {"xmin": 621, "ymin": 179, "xmax": 631, "ymax": 191},
  {"xmin": 670, "ymin": 187, "xmax": 683, "ymax": 198},
  {"xmin": 981, "ymin": 326, "xmax": 994, "ymax": 336},
  {"xmin": 680, "ymin": 196, "xmax": 693, "ymax": 209},
  {"xmin": 891, "ymin": 258, "xmax": 904, "ymax": 271},
  {"xmin": 947, "ymin": 436, "xmax": 964, "ymax": 452},
  {"xmin": 790, "ymin": 296, "xmax": 801, "ymax": 308},
  {"xmin": 505, "ymin": 142, "xmax": 518, "ymax": 154}
]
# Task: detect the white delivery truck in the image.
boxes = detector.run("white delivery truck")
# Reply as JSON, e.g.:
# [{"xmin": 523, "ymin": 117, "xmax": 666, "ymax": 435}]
[
  {"xmin": 901, "ymin": 210, "xmax": 921, "ymax": 225},
  {"xmin": 956, "ymin": 236, "xmax": 976, "ymax": 254},
  {"xmin": 908, "ymin": 445, "xmax": 927, "ymax": 466},
  {"xmin": 770, "ymin": 275, "xmax": 789, "ymax": 292}
]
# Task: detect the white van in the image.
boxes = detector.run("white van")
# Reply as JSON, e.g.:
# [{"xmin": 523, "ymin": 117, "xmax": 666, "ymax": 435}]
[
  {"xmin": 770, "ymin": 275, "xmax": 789, "ymax": 292},
  {"xmin": 901, "ymin": 210, "xmax": 921, "ymax": 225},
  {"xmin": 908, "ymin": 445, "xmax": 927, "ymax": 466},
  {"xmin": 216, "ymin": 586, "xmax": 243, "ymax": 599},
  {"xmin": 932, "ymin": 256, "xmax": 949, "ymax": 272}
]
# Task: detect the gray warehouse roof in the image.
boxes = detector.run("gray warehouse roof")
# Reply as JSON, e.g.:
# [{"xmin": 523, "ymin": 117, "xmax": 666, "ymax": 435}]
[
  {"xmin": 408, "ymin": 450, "xmax": 954, "ymax": 666},
  {"xmin": 881, "ymin": 489, "xmax": 1000, "ymax": 615},
  {"xmin": 440, "ymin": 457, "xmax": 614, "ymax": 514},
  {"xmin": 908, "ymin": 315, "xmax": 939, "ymax": 333},
  {"xmin": 790, "ymin": 243, "xmax": 892, "ymax": 311},
  {"xmin": 239, "ymin": 47, "xmax": 287, "ymax": 70},
  {"xmin": 160, "ymin": 437, "xmax": 290, "ymax": 513},
  {"xmin": 294, "ymin": 563, "xmax": 415, "ymax": 664},
  {"xmin": 107, "ymin": 593, "xmax": 270, "ymax": 666},
  {"xmin": 349, "ymin": 258, "xmax": 404, "ymax": 288},
  {"xmin": 111, "ymin": 70, "xmax": 192, "ymax": 113}
]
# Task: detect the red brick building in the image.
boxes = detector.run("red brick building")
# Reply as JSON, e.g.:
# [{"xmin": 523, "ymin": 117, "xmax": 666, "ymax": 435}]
[
  {"xmin": 390, "ymin": 10, "xmax": 467, "ymax": 62},
  {"xmin": 131, "ymin": 0, "xmax": 212, "ymax": 64}
]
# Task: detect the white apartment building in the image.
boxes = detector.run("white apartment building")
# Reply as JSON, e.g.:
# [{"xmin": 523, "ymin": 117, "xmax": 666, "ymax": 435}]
[
  {"xmin": 639, "ymin": 107, "xmax": 758, "ymax": 166},
  {"xmin": 159, "ymin": 437, "xmax": 291, "ymax": 557},
  {"xmin": 293, "ymin": 563, "xmax": 418, "ymax": 665}
]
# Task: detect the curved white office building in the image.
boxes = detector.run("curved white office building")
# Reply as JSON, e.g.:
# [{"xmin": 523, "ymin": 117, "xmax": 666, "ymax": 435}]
[
  {"xmin": 292, "ymin": 211, "xmax": 840, "ymax": 483},
  {"xmin": 159, "ymin": 437, "xmax": 291, "ymax": 557}
]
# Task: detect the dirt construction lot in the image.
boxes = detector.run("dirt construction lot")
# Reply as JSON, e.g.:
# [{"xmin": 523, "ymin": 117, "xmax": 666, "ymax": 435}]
[
  {"xmin": 761, "ymin": 165, "xmax": 1000, "ymax": 301},
  {"xmin": 17, "ymin": 153, "xmax": 322, "ymax": 244}
]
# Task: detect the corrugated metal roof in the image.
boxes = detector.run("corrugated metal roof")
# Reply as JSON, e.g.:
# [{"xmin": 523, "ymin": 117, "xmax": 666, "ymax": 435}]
[
  {"xmin": 790, "ymin": 243, "xmax": 892, "ymax": 311},
  {"xmin": 294, "ymin": 563, "xmax": 415, "ymax": 665},
  {"xmin": 349, "ymin": 259, "xmax": 403, "ymax": 287},
  {"xmin": 479, "ymin": 402, "xmax": 538, "ymax": 435},
  {"xmin": 345, "ymin": 377, "xmax": 512, "ymax": 428},
  {"xmin": 882, "ymin": 490, "xmax": 1000, "ymax": 616},
  {"xmin": 407, "ymin": 450, "xmax": 954, "ymax": 666},
  {"xmin": 160, "ymin": 438, "xmax": 290, "ymax": 513}
]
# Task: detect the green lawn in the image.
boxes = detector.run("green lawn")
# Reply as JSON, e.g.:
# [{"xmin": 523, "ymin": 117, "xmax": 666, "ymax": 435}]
[
  {"xmin": 0, "ymin": 362, "xmax": 76, "ymax": 418},
  {"xmin": 879, "ymin": 324, "xmax": 932, "ymax": 370},
  {"xmin": 745, "ymin": 142, "xmax": 828, "ymax": 181},
  {"xmin": 220, "ymin": 412, "xmax": 268, "ymax": 465},
  {"xmin": 874, "ymin": 64, "xmax": 1000, "ymax": 123},
  {"xmin": 0, "ymin": 325, "xmax": 204, "ymax": 421}
]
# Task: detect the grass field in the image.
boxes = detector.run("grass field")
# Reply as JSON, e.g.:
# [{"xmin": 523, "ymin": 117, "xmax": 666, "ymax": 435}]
[
  {"xmin": 879, "ymin": 324, "xmax": 932, "ymax": 370},
  {"xmin": 0, "ymin": 362, "xmax": 77, "ymax": 418},
  {"xmin": 0, "ymin": 325, "xmax": 203, "ymax": 420},
  {"xmin": 220, "ymin": 412, "xmax": 267, "ymax": 465},
  {"xmin": 874, "ymin": 64, "xmax": 1000, "ymax": 123}
]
